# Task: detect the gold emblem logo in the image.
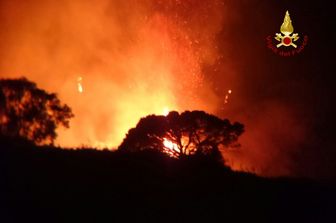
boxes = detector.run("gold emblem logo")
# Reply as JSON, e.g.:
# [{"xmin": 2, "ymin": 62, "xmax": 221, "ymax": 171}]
[{"xmin": 275, "ymin": 11, "xmax": 299, "ymax": 48}]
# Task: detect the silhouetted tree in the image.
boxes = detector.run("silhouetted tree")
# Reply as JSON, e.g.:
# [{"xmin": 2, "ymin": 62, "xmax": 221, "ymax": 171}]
[
  {"xmin": 119, "ymin": 111, "xmax": 244, "ymax": 161},
  {"xmin": 0, "ymin": 77, "xmax": 74, "ymax": 145}
]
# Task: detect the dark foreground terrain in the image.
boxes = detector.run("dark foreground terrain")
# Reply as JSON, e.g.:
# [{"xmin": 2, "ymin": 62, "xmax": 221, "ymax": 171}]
[{"xmin": 1, "ymin": 137, "xmax": 334, "ymax": 223}]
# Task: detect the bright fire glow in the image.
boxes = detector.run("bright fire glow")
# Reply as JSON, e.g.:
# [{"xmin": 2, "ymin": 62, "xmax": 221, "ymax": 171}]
[
  {"xmin": 163, "ymin": 138, "xmax": 180, "ymax": 156},
  {"xmin": 163, "ymin": 138, "xmax": 179, "ymax": 150},
  {"xmin": 77, "ymin": 77, "xmax": 83, "ymax": 93},
  {"xmin": 163, "ymin": 107, "xmax": 169, "ymax": 116}
]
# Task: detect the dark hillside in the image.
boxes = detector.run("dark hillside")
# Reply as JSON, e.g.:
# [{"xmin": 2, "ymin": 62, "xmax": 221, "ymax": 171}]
[{"xmin": 1, "ymin": 137, "xmax": 334, "ymax": 223}]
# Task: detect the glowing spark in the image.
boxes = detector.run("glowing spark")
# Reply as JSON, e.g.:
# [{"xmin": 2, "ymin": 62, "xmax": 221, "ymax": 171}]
[
  {"xmin": 77, "ymin": 76, "xmax": 83, "ymax": 93},
  {"xmin": 163, "ymin": 107, "xmax": 169, "ymax": 116},
  {"xmin": 224, "ymin": 89, "xmax": 232, "ymax": 104}
]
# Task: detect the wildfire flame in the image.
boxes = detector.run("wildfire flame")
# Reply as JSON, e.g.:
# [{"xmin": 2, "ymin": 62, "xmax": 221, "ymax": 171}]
[{"xmin": 163, "ymin": 137, "xmax": 180, "ymax": 157}]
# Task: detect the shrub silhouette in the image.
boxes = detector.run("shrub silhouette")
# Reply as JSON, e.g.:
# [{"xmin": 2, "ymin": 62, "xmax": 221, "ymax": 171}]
[
  {"xmin": 119, "ymin": 110, "xmax": 244, "ymax": 161},
  {"xmin": 0, "ymin": 77, "xmax": 74, "ymax": 145}
]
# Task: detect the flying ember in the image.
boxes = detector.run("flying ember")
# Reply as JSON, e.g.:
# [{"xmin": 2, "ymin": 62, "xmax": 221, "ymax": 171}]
[
  {"xmin": 224, "ymin": 89, "xmax": 232, "ymax": 104},
  {"xmin": 77, "ymin": 77, "xmax": 83, "ymax": 93}
]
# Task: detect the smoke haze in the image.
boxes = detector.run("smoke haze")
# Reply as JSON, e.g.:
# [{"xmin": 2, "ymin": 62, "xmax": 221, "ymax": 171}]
[{"xmin": 0, "ymin": 0, "xmax": 225, "ymax": 147}]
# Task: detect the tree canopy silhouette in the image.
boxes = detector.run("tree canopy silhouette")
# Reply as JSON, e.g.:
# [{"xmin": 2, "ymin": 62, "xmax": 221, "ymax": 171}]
[
  {"xmin": 0, "ymin": 77, "xmax": 74, "ymax": 145},
  {"xmin": 119, "ymin": 111, "xmax": 244, "ymax": 160}
]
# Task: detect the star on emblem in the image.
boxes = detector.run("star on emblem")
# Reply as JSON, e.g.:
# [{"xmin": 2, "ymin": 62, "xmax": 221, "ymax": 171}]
[{"xmin": 275, "ymin": 11, "xmax": 299, "ymax": 48}]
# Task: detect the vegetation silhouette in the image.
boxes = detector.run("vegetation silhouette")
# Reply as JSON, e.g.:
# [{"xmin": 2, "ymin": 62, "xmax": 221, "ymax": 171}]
[
  {"xmin": 2, "ymin": 135, "xmax": 334, "ymax": 223},
  {"xmin": 0, "ymin": 78, "xmax": 74, "ymax": 145},
  {"xmin": 119, "ymin": 111, "xmax": 244, "ymax": 163}
]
